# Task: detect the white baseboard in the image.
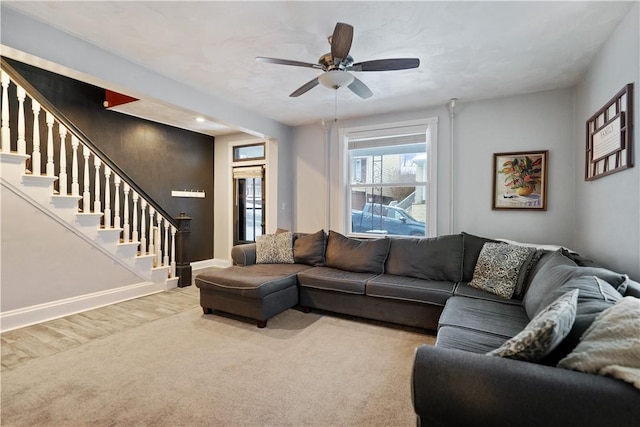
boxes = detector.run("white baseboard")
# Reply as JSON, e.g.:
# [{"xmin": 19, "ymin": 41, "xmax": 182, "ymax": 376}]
[
  {"xmin": 0, "ymin": 281, "xmax": 165, "ymax": 333},
  {"xmin": 191, "ymin": 258, "xmax": 231, "ymax": 270}
]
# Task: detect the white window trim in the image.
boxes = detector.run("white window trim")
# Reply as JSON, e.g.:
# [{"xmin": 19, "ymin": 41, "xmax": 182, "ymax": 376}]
[{"xmin": 337, "ymin": 118, "xmax": 438, "ymax": 237}]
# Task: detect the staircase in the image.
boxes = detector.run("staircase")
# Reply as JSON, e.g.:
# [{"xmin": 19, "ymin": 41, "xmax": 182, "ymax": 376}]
[{"xmin": 1, "ymin": 65, "xmax": 180, "ymax": 332}]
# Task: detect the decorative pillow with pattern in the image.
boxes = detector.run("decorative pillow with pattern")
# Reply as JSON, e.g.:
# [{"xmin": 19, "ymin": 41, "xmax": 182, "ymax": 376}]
[
  {"xmin": 488, "ymin": 289, "xmax": 579, "ymax": 362},
  {"xmin": 468, "ymin": 242, "xmax": 537, "ymax": 299},
  {"xmin": 256, "ymin": 232, "xmax": 295, "ymax": 264}
]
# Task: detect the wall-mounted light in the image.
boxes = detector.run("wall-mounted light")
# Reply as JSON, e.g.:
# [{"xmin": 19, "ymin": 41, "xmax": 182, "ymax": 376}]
[{"xmin": 195, "ymin": 117, "xmax": 205, "ymax": 123}]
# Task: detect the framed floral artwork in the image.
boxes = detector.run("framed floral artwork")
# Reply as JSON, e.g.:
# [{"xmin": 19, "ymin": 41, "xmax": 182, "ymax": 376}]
[{"xmin": 492, "ymin": 150, "xmax": 548, "ymax": 210}]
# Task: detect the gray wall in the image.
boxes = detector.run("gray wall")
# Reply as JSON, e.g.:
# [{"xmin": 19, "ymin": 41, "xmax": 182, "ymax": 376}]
[{"xmin": 574, "ymin": 3, "xmax": 640, "ymax": 279}]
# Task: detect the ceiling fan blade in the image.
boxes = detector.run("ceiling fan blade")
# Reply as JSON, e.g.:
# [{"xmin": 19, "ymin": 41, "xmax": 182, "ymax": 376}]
[
  {"xmin": 347, "ymin": 76, "xmax": 373, "ymax": 99},
  {"xmin": 290, "ymin": 77, "xmax": 320, "ymax": 97},
  {"xmin": 349, "ymin": 58, "xmax": 420, "ymax": 72},
  {"xmin": 255, "ymin": 57, "xmax": 322, "ymax": 69},
  {"xmin": 331, "ymin": 22, "xmax": 353, "ymax": 64}
]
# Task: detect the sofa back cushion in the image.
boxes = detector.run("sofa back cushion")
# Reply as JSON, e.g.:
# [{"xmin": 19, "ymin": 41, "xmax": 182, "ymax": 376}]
[
  {"xmin": 293, "ymin": 229, "xmax": 327, "ymax": 266},
  {"xmin": 325, "ymin": 230, "xmax": 390, "ymax": 274},
  {"xmin": 461, "ymin": 232, "xmax": 499, "ymax": 282},
  {"xmin": 523, "ymin": 250, "xmax": 628, "ymax": 318},
  {"xmin": 385, "ymin": 234, "xmax": 463, "ymax": 282}
]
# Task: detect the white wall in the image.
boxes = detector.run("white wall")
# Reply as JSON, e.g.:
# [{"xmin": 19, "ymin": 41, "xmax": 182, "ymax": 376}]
[
  {"xmin": 1, "ymin": 187, "xmax": 142, "ymax": 312},
  {"xmin": 455, "ymin": 88, "xmax": 576, "ymax": 246},
  {"xmin": 291, "ymin": 90, "xmax": 575, "ymax": 249},
  {"xmin": 574, "ymin": 3, "xmax": 640, "ymax": 280}
]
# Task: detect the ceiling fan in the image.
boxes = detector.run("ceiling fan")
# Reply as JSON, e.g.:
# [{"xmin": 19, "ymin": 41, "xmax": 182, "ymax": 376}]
[{"xmin": 256, "ymin": 22, "xmax": 420, "ymax": 99}]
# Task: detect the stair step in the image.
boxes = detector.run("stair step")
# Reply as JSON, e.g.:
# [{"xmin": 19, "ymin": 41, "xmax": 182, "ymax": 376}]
[
  {"xmin": 116, "ymin": 241, "xmax": 139, "ymax": 260},
  {"xmin": 50, "ymin": 194, "xmax": 81, "ymax": 209},
  {"xmin": 96, "ymin": 228, "xmax": 123, "ymax": 245},
  {"xmin": 21, "ymin": 174, "xmax": 57, "ymax": 188},
  {"xmin": 75, "ymin": 212, "xmax": 103, "ymax": 228},
  {"xmin": 151, "ymin": 265, "xmax": 171, "ymax": 284}
]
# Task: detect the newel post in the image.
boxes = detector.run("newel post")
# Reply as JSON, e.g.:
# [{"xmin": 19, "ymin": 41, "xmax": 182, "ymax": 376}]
[{"xmin": 174, "ymin": 212, "xmax": 192, "ymax": 287}]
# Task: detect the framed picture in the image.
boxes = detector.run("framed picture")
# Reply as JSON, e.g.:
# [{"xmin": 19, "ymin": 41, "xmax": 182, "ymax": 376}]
[{"xmin": 492, "ymin": 150, "xmax": 548, "ymax": 210}]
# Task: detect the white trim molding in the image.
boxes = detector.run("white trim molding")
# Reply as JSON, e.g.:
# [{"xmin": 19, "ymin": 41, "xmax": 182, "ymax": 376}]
[{"xmin": 0, "ymin": 281, "xmax": 164, "ymax": 333}]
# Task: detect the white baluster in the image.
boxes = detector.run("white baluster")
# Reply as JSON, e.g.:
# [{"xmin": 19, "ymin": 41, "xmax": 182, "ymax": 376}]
[
  {"xmin": 31, "ymin": 100, "xmax": 41, "ymax": 174},
  {"xmin": 104, "ymin": 166, "xmax": 111, "ymax": 228},
  {"xmin": 163, "ymin": 221, "xmax": 170, "ymax": 268},
  {"xmin": 45, "ymin": 112, "xmax": 55, "ymax": 176},
  {"xmin": 114, "ymin": 175, "xmax": 121, "ymax": 229},
  {"xmin": 140, "ymin": 199, "xmax": 147, "ymax": 254},
  {"xmin": 148, "ymin": 206, "xmax": 155, "ymax": 259},
  {"xmin": 16, "ymin": 85, "xmax": 26, "ymax": 155},
  {"xmin": 170, "ymin": 226, "xmax": 176, "ymax": 277},
  {"xmin": 156, "ymin": 212, "xmax": 162, "ymax": 267},
  {"xmin": 58, "ymin": 124, "xmax": 67, "ymax": 195},
  {"xmin": 123, "ymin": 183, "xmax": 131, "ymax": 241},
  {"xmin": 71, "ymin": 136, "xmax": 79, "ymax": 196},
  {"xmin": 132, "ymin": 191, "xmax": 139, "ymax": 244},
  {"xmin": 93, "ymin": 157, "xmax": 101, "ymax": 213},
  {"xmin": 82, "ymin": 145, "xmax": 91, "ymax": 212},
  {"xmin": 1, "ymin": 71, "xmax": 10, "ymax": 152}
]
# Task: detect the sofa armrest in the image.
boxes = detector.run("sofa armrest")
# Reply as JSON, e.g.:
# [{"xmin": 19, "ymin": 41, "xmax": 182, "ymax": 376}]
[
  {"xmin": 231, "ymin": 243, "xmax": 257, "ymax": 266},
  {"xmin": 412, "ymin": 345, "xmax": 640, "ymax": 427}
]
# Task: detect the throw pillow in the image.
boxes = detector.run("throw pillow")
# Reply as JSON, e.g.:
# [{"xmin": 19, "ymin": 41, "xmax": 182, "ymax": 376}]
[
  {"xmin": 325, "ymin": 230, "xmax": 390, "ymax": 274},
  {"xmin": 461, "ymin": 232, "xmax": 500, "ymax": 282},
  {"xmin": 513, "ymin": 249, "xmax": 544, "ymax": 298},
  {"xmin": 256, "ymin": 232, "xmax": 295, "ymax": 264},
  {"xmin": 488, "ymin": 289, "xmax": 579, "ymax": 362},
  {"xmin": 558, "ymin": 297, "xmax": 640, "ymax": 390},
  {"xmin": 293, "ymin": 229, "xmax": 326, "ymax": 266},
  {"xmin": 538, "ymin": 276, "xmax": 622, "ymax": 365},
  {"xmin": 468, "ymin": 243, "xmax": 537, "ymax": 299}
]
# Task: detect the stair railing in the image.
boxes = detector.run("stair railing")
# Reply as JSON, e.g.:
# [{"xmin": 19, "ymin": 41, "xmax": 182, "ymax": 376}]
[{"xmin": 1, "ymin": 62, "xmax": 178, "ymax": 278}]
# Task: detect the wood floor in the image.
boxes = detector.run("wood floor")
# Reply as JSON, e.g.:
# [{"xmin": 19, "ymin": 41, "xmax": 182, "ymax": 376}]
[{"xmin": 1, "ymin": 284, "xmax": 200, "ymax": 372}]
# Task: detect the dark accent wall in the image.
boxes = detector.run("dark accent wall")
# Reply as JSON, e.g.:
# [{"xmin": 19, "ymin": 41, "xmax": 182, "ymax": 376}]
[{"xmin": 6, "ymin": 58, "xmax": 214, "ymax": 261}]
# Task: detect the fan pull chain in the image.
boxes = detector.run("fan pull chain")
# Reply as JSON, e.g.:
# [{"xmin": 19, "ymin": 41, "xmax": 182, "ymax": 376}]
[{"xmin": 334, "ymin": 89, "xmax": 338, "ymax": 123}]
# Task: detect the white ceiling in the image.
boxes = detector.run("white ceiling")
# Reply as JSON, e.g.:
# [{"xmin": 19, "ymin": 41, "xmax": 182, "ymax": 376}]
[{"xmin": 3, "ymin": 1, "xmax": 634, "ymax": 135}]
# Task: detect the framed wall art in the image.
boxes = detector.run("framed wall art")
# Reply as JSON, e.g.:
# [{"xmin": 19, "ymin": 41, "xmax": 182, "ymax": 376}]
[
  {"xmin": 493, "ymin": 150, "xmax": 548, "ymax": 211},
  {"xmin": 585, "ymin": 83, "xmax": 634, "ymax": 181}
]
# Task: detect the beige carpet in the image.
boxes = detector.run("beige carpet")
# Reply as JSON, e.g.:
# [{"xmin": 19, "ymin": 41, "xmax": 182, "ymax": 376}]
[{"xmin": 1, "ymin": 306, "xmax": 435, "ymax": 426}]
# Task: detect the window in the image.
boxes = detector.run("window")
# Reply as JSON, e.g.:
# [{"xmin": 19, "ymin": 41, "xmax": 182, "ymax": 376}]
[
  {"xmin": 343, "ymin": 119, "xmax": 437, "ymax": 237},
  {"xmin": 233, "ymin": 143, "xmax": 265, "ymax": 162}
]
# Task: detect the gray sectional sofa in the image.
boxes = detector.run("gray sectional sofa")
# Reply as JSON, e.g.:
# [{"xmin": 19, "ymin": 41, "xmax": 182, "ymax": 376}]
[{"xmin": 195, "ymin": 230, "xmax": 640, "ymax": 426}]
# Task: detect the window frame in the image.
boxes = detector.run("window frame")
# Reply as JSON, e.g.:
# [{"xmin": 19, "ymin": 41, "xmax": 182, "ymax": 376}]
[{"xmin": 339, "ymin": 118, "xmax": 438, "ymax": 238}]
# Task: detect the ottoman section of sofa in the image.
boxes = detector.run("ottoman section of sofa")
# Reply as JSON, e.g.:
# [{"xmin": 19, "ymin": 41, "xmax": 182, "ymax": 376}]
[{"xmin": 195, "ymin": 263, "xmax": 312, "ymax": 328}]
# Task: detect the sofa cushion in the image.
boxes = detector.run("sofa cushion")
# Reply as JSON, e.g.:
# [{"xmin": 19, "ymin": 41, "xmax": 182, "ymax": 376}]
[
  {"xmin": 293, "ymin": 229, "xmax": 326, "ymax": 266},
  {"xmin": 439, "ymin": 296, "xmax": 530, "ymax": 339},
  {"xmin": 488, "ymin": 289, "xmax": 578, "ymax": 362},
  {"xmin": 366, "ymin": 275, "xmax": 455, "ymax": 306},
  {"xmin": 523, "ymin": 250, "xmax": 628, "ymax": 318},
  {"xmin": 558, "ymin": 297, "xmax": 640, "ymax": 390},
  {"xmin": 461, "ymin": 232, "xmax": 499, "ymax": 282},
  {"xmin": 325, "ymin": 230, "xmax": 390, "ymax": 274},
  {"xmin": 195, "ymin": 264, "xmax": 311, "ymax": 299},
  {"xmin": 297, "ymin": 266, "xmax": 378, "ymax": 295},
  {"xmin": 384, "ymin": 234, "xmax": 463, "ymax": 282},
  {"xmin": 454, "ymin": 282, "xmax": 522, "ymax": 305},
  {"xmin": 256, "ymin": 232, "xmax": 295, "ymax": 264},
  {"xmin": 436, "ymin": 325, "xmax": 510, "ymax": 354},
  {"xmin": 469, "ymin": 243, "xmax": 537, "ymax": 299},
  {"xmin": 539, "ymin": 275, "xmax": 622, "ymax": 365}
]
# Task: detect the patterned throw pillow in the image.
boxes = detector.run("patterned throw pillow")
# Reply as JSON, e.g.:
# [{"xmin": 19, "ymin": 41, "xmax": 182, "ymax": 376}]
[
  {"xmin": 256, "ymin": 232, "xmax": 295, "ymax": 264},
  {"xmin": 469, "ymin": 243, "xmax": 537, "ymax": 299},
  {"xmin": 488, "ymin": 289, "xmax": 579, "ymax": 362}
]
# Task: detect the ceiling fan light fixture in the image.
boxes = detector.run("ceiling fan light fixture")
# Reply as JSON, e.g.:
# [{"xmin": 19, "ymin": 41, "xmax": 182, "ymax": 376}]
[{"xmin": 318, "ymin": 70, "xmax": 354, "ymax": 90}]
